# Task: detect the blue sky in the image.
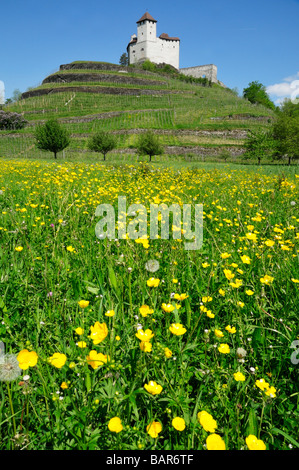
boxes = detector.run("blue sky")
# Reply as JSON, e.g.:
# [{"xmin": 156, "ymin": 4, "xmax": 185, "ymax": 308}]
[{"xmin": 1, "ymin": 0, "xmax": 298, "ymax": 105}]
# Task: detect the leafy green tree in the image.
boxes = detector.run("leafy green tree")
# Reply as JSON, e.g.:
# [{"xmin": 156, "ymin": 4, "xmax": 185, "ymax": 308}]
[
  {"xmin": 34, "ymin": 119, "xmax": 70, "ymax": 159},
  {"xmin": 272, "ymin": 115, "xmax": 299, "ymax": 165},
  {"xmin": 88, "ymin": 131, "xmax": 116, "ymax": 161},
  {"xmin": 278, "ymin": 99, "xmax": 299, "ymax": 118},
  {"xmin": 243, "ymin": 81, "xmax": 275, "ymax": 111},
  {"xmin": 136, "ymin": 131, "xmax": 163, "ymax": 162},
  {"xmin": 244, "ymin": 129, "xmax": 277, "ymax": 165},
  {"xmin": 119, "ymin": 53, "xmax": 129, "ymax": 66}
]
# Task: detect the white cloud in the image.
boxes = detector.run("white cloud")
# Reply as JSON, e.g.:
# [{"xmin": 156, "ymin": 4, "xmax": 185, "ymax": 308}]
[{"xmin": 266, "ymin": 73, "xmax": 299, "ymax": 106}]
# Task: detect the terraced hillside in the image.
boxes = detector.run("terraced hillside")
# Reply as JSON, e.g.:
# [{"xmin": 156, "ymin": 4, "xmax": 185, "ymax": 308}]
[{"xmin": 1, "ymin": 61, "xmax": 275, "ymax": 161}]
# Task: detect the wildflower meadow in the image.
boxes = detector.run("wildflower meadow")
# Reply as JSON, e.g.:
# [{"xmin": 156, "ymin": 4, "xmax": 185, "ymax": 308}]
[{"xmin": 0, "ymin": 159, "xmax": 298, "ymax": 451}]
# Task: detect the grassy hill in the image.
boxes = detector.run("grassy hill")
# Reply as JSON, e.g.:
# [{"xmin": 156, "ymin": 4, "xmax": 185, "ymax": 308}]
[{"xmin": 0, "ymin": 61, "xmax": 275, "ymax": 161}]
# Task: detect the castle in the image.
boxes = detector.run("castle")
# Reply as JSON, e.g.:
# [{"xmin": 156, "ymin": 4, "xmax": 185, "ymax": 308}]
[{"xmin": 127, "ymin": 12, "xmax": 219, "ymax": 84}]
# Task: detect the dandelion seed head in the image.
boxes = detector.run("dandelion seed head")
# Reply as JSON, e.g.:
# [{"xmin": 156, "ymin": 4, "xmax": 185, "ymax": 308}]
[
  {"xmin": 0, "ymin": 354, "xmax": 22, "ymax": 382},
  {"xmin": 145, "ymin": 259, "xmax": 160, "ymax": 273}
]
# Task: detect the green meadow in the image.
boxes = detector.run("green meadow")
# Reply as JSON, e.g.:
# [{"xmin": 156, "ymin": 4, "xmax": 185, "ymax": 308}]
[{"xmin": 0, "ymin": 62, "xmax": 298, "ymax": 451}]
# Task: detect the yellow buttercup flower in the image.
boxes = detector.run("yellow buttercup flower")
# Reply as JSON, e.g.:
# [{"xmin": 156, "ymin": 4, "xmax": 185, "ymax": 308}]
[
  {"xmin": 225, "ymin": 325, "xmax": 236, "ymax": 334},
  {"xmin": 218, "ymin": 343, "xmax": 230, "ymax": 354},
  {"xmin": 246, "ymin": 435, "xmax": 266, "ymax": 450},
  {"xmin": 246, "ymin": 232, "xmax": 257, "ymax": 242},
  {"xmin": 15, "ymin": 246, "xmax": 23, "ymax": 252},
  {"xmin": 223, "ymin": 269, "xmax": 234, "ymax": 280},
  {"xmin": 197, "ymin": 411, "xmax": 217, "ymax": 433},
  {"xmin": 135, "ymin": 329, "xmax": 154, "ymax": 342},
  {"xmin": 164, "ymin": 347, "xmax": 172, "ymax": 358},
  {"xmin": 230, "ymin": 278, "xmax": 243, "ymax": 288},
  {"xmin": 265, "ymin": 386, "xmax": 277, "ymax": 398},
  {"xmin": 147, "ymin": 421, "xmax": 162, "ymax": 438},
  {"xmin": 17, "ymin": 349, "xmax": 38, "ymax": 370},
  {"xmin": 105, "ymin": 310, "xmax": 115, "ymax": 317},
  {"xmin": 172, "ymin": 417, "xmax": 186, "ymax": 431},
  {"xmin": 108, "ymin": 417, "xmax": 123, "ymax": 433},
  {"xmin": 140, "ymin": 341, "xmax": 152, "ymax": 352},
  {"xmin": 88, "ymin": 321, "xmax": 108, "ymax": 345},
  {"xmin": 260, "ymin": 275, "xmax": 274, "ymax": 285},
  {"xmin": 174, "ymin": 293, "xmax": 188, "ymax": 301},
  {"xmin": 86, "ymin": 350, "xmax": 110, "ymax": 370},
  {"xmin": 246, "ymin": 289, "xmax": 254, "ymax": 295},
  {"xmin": 255, "ymin": 378, "xmax": 270, "ymax": 391},
  {"xmin": 162, "ymin": 303, "xmax": 175, "ymax": 313},
  {"xmin": 75, "ymin": 327, "xmax": 84, "ymax": 335},
  {"xmin": 78, "ymin": 300, "xmax": 89, "ymax": 309},
  {"xmin": 48, "ymin": 352, "xmax": 67, "ymax": 369},
  {"xmin": 214, "ymin": 329, "xmax": 224, "ymax": 338},
  {"xmin": 169, "ymin": 323, "xmax": 186, "ymax": 336},
  {"xmin": 139, "ymin": 305, "xmax": 154, "ymax": 317},
  {"xmin": 241, "ymin": 255, "xmax": 251, "ymax": 264},
  {"xmin": 206, "ymin": 311, "xmax": 215, "ymax": 318},
  {"xmin": 144, "ymin": 380, "xmax": 163, "ymax": 395},
  {"xmin": 206, "ymin": 433, "xmax": 226, "ymax": 450},
  {"xmin": 147, "ymin": 278, "xmax": 160, "ymax": 287},
  {"xmin": 233, "ymin": 371, "xmax": 246, "ymax": 382}
]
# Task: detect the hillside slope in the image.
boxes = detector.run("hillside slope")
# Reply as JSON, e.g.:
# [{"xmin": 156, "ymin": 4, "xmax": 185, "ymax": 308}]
[{"xmin": 1, "ymin": 61, "xmax": 275, "ymax": 161}]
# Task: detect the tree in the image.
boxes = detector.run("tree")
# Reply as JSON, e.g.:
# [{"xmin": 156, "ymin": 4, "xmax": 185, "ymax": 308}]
[
  {"xmin": 136, "ymin": 131, "xmax": 163, "ymax": 162},
  {"xmin": 244, "ymin": 129, "xmax": 277, "ymax": 165},
  {"xmin": 119, "ymin": 53, "xmax": 129, "ymax": 66},
  {"xmin": 243, "ymin": 81, "xmax": 275, "ymax": 111},
  {"xmin": 34, "ymin": 119, "xmax": 70, "ymax": 159},
  {"xmin": 11, "ymin": 89, "xmax": 22, "ymax": 103},
  {"xmin": 88, "ymin": 131, "xmax": 116, "ymax": 161},
  {"xmin": 278, "ymin": 99, "xmax": 299, "ymax": 118},
  {"xmin": 272, "ymin": 114, "xmax": 299, "ymax": 165}
]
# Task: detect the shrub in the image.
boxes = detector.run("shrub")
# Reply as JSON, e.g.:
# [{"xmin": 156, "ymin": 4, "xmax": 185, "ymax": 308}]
[
  {"xmin": 0, "ymin": 110, "xmax": 27, "ymax": 130},
  {"xmin": 142, "ymin": 60, "xmax": 158, "ymax": 73}
]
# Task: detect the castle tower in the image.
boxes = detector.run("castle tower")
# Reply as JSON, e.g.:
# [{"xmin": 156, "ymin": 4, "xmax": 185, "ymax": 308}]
[
  {"xmin": 127, "ymin": 12, "xmax": 180, "ymax": 70},
  {"xmin": 136, "ymin": 12, "xmax": 157, "ymax": 44}
]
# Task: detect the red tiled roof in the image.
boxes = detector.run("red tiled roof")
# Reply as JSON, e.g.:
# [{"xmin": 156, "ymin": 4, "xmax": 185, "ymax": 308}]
[
  {"xmin": 159, "ymin": 33, "xmax": 180, "ymax": 41},
  {"xmin": 137, "ymin": 12, "xmax": 157, "ymax": 23}
]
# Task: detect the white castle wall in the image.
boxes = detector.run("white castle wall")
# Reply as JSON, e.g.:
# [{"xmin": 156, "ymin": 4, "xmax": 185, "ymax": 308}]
[{"xmin": 180, "ymin": 65, "xmax": 218, "ymax": 83}]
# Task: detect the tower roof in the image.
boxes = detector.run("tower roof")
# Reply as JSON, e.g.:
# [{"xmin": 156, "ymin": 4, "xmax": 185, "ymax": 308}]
[
  {"xmin": 159, "ymin": 33, "xmax": 180, "ymax": 41},
  {"xmin": 137, "ymin": 12, "xmax": 157, "ymax": 23}
]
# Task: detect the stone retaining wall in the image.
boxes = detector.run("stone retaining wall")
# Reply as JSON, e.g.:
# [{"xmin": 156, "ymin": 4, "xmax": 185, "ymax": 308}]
[{"xmin": 42, "ymin": 73, "xmax": 166, "ymax": 87}]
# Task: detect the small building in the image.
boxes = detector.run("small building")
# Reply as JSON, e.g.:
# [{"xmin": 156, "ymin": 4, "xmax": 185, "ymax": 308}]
[{"xmin": 127, "ymin": 12, "xmax": 180, "ymax": 70}]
